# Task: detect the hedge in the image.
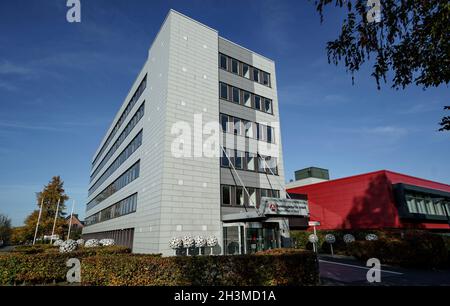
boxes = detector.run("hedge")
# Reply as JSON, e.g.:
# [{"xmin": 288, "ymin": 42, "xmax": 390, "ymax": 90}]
[
  {"xmin": 0, "ymin": 246, "xmax": 134, "ymax": 285},
  {"xmin": 10, "ymin": 245, "xmax": 132, "ymax": 256},
  {"xmin": 348, "ymin": 231, "xmax": 449, "ymax": 268},
  {"xmin": 0, "ymin": 249, "xmax": 319, "ymax": 286},
  {"xmin": 82, "ymin": 250, "xmax": 319, "ymax": 286},
  {"xmin": 290, "ymin": 229, "xmax": 386, "ymax": 254}
]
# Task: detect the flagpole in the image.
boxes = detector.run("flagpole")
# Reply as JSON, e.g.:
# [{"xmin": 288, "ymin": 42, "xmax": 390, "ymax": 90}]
[
  {"xmin": 67, "ymin": 200, "xmax": 75, "ymax": 240},
  {"xmin": 49, "ymin": 198, "xmax": 61, "ymax": 245},
  {"xmin": 33, "ymin": 197, "xmax": 44, "ymax": 245}
]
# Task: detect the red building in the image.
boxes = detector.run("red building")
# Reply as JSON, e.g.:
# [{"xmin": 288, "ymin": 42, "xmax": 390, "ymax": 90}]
[{"xmin": 287, "ymin": 169, "xmax": 450, "ymax": 231}]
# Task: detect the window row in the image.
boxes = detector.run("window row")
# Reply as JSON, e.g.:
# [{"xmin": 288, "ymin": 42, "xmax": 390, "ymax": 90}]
[
  {"xmin": 219, "ymin": 53, "xmax": 271, "ymax": 87},
  {"xmin": 220, "ymin": 113, "xmax": 275, "ymax": 143},
  {"xmin": 85, "ymin": 193, "xmax": 138, "ymax": 226},
  {"xmin": 221, "ymin": 148, "xmax": 278, "ymax": 175},
  {"xmin": 89, "ymin": 130, "xmax": 143, "ymax": 196},
  {"xmin": 405, "ymin": 193, "xmax": 450, "ymax": 217},
  {"xmin": 221, "ymin": 184, "xmax": 280, "ymax": 207},
  {"xmin": 219, "ymin": 82, "xmax": 273, "ymax": 115},
  {"xmin": 92, "ymin": 75, "xmax": 147, "ymax": 167},
  {"xmin": 90, "ymin": 103, "xmax": 145, "ymax": 182},
  {"xmin": 87, "ymin": 160, "xmax": 140, "ymax": 211}
]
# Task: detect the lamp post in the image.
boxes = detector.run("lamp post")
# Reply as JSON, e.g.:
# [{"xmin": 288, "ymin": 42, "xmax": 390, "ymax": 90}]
[
  {"xmin": 67, "ymin": 200, "xmax": 75, "ymax": 240},
  {"xmin": 49, "ymin": 198, "xmax": 61, "ymax": 245},
  {"xmin": 33, "ymin": 197, "xmax": 44, "ymax": 245}
]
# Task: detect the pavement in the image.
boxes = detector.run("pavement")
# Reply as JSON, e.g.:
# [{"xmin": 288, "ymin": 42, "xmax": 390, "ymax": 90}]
[{"xmin": 318, "ymin": 254, "xmax": 450, "ymax": 286}]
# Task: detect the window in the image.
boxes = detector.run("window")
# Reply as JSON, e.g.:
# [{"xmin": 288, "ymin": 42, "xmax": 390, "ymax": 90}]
[
  {"xmin": 232, "ymin": 87, "xmax": 240, "ymax": 104},
  {"xmin": 218, "ymin": 82, "xmax": 274, "ymax": 114},
  {"xmin": 267, "ymin": 126, "xmax": 274, "ymax": 143},
  {"xmin": 265, "ymin": 156, "xmax": 278, "ymax": 174},
  {"xmin": 406, "ymin": 195, "xmax": 418, "ymax": 213},
  {"xmin": 222, "ymin": 185, "xmax": 231, "ymax": 205},
  {"xmin": 220, "ymin": 54, "xmax": 227, "ymax": 70},
  {"xmin": 260, "ymin": 189, "xmax": 269, "ymax": 199},
  {"xmin": 87, "ymin": 161, "xmax": 140, "ymax": 212},
  {"xmin": 424, "ymin": 197, "xmax": 436, "ymax": 215},
  {"xmin": 220, "ymin": 185, "xmax": 279, "ymax": 207},
  {"xmin": 220, "ymin": 113, "xmax": 275, "ymax": 143},
  {"xmin": 253, "ymin": 68, "xmax": 259, "ymax": 82},
  {"xmin": 91, "ymin": 103, "xmax": 145, "ymax": 183},
  {"xmin": 89, "ymin": 130, "xmax": 143, "ymax": 195},
  {"xmin": 220, "ymin": 114, "xmax": 229, "ymax": 133},
  {"xmin": 264, "ymin": 98, "xmax": 272, "ymax": 114},
  {"xmin": 235, "ymin": 151, "xmax": 244, "ymax": 169},
  {"xmin": 220, "ymin": 82, "xmax": 228, "ymax": 100},
  {"xmin": 244, "ymin": 121, "xmax": 254, "ymax": 138},
  {"xmin": 258, "ymin": 155, "xmax": 266, "ymax": 173},
  {"xmin": 92, "ymin": 75, "xmax": 147, "ymax": 168},
  {"xmin": 246, "ymin": 152, "xmax": 256, "ymax": 171},
  {"xmin": 416, "ymin": 197, "xmax": 427, "ymax": 214},
  {"xmin": 221, "ymin": 148, "xmax": 232, "ymax": 167},
  {"xmin": 272, "ymin": 190, "xmax": 280, "ymax": 198},
  {"xmin": 243, "ymin": 64, "xmax": 250, "ymax": 78},
  {"xmin": 248, "ymin": 188, "xmax": 256, "ymax": 207},
  {"xmin": 233, "ymin": 118, "xmax": 243, "ymax": 135},
  {"xmin": 218, "ymin": 54, "xmax": 271, "ymax": 86},
  {"xmin": 236, "ymin": 187, "xmax": 244, "ymax": 205},
  {"xmin": 262, "ymin": 72, "xmax": 270, "ymax": 86},
  {"xmin": 257, "ymin": 123, "xmax": 267, "ymax": 141},
  {"xmin": 243, "ymin": 91, "xmax": 251, "ymax": 107},
  {"xmin": 231, "ymin": 59, "xmax": 239, "ymax": 74},
  {"xmin": 254, "ymin": 96, "xmax": 261, "ymax": 110}
]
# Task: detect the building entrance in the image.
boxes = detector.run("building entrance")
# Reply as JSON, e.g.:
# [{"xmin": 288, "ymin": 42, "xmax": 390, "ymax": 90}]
[{"xmin": 223, "ymin": 222, "xmax": 280, "ymax": 255}]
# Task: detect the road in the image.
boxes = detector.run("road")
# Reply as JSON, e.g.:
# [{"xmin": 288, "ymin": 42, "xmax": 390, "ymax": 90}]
[{"xmin": 319, "ymin": 254, "xmax": 450, "ymax": 285}]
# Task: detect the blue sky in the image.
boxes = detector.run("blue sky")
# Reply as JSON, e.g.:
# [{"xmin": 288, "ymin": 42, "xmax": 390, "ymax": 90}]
[{"xmin": 0, "ymin": 0, "xmax": 449, "ymax": 226}]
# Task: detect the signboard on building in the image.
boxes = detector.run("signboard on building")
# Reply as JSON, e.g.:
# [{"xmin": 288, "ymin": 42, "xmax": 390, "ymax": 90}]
[{"xmin": 259, "ymin": 197, "xmax": 309, "ymax": 217}]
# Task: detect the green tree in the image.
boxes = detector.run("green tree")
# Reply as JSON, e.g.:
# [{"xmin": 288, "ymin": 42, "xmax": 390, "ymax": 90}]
[
  {"xmin": 18, "ymin": 176, "xmax": 69, "ymax": 243},
  {"xmin": 313, "ymin": 0, "xmax": 449, "ymax": 129},
  {"xmin": 0, "ymin": 214, "xmax": 12, "ymax": 244},
  {"xmin": 439, "ymin": 106, "xmax": 450, "ymax": 131}
]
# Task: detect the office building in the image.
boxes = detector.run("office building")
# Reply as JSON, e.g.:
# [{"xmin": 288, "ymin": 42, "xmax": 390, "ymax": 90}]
[{"xmin": 83, "ymin": 10, "xmax": 308, "ymax": 256}]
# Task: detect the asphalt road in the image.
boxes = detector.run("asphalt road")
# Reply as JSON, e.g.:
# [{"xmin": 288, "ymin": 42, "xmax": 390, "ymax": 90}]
[{"xmin": 319, "ymin": 254, "xmax": 450, "ymax": 286}]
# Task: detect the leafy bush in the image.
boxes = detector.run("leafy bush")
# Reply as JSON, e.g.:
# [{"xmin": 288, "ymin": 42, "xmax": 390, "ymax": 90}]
[
  {"xmin": 348, "ymin": 231, "xmax": 449, "ymax": 268},
  {"xmin": 11, "ymin": 244, "xmax": 57, "ymax": 255},
  {"xmin": 291, "ymin": 230, "xmax": 383, "ymax": 254},
  {"xmin": 11, "ymin": 245, "xmax": 131, "ymax": 256},
  {"xmin": 0, "ymin": 252, "xmax": 73, "ymax": 285},
  {"xmin": 0, "ymin": 249, "xmax": 318, "ymax": 286},
  {"xmin": 81, "ymin": 250, "xmax": 319, "ymax": 286}
]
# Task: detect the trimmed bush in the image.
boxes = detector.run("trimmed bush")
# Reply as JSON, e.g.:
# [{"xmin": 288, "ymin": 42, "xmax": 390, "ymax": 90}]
[
  {"xmin": 291, "ymin": 230, "xmax": 372, "ymax": 254},
  {"xmin": 0, "ymin": 246, "xmax": 134, "ymax": 285},
  {"xmin": 348, "ymin": 231, "xmax": 449, "ymax": 268},
  {"xmin": 0, "ymin": 248, "xmax": 317, "ymax": 286},
  {"xmin": 81, "ymin": 250, "xmax": 319, "ymax": 286},
  {"xmin": 11, "ymin": 244, "xmax": 57, "ymax": 255},
  {"xmin": 0, "ymin": 252, "xmax": 74, "ymax": 285}
]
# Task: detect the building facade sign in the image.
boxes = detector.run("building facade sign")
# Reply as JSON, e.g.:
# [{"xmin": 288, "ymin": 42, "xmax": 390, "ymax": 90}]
[{"xmin": 259, "ymin": 197, "xmax": 309, "ymax": 217}]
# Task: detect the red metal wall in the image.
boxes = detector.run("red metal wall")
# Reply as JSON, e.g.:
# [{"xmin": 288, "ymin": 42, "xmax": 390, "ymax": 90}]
[{"xmin": 287, "ymin": 170, "xmax": 450, "ymax": 230}]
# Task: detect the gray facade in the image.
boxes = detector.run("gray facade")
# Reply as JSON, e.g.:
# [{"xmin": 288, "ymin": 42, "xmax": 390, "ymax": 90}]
[{"xmin": 83, "ymin": 10, "xmax": 287, "ymax": 256}]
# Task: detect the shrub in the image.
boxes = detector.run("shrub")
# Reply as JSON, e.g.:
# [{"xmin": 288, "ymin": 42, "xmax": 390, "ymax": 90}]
[
  {"xmin": 81, "ymin": 250, "xmax": 319, "ymax": 286},
  {"xmin": 0, "ymin": 252, "xmax": 74, "ymax": 285},
  {"xmin": 348, "ymin": 231, "xmax": 449, "ymax": 268},
  {"xmin": 11, "ymin": 244, "xmax": 57, "ymax": 255},
  {"xmin": 0, "ymin": 246, "xmax": 134, "ymax": 285}
]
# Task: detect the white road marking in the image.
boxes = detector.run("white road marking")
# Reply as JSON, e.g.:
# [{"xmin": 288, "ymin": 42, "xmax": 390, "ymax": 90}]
[{"xmin": 319, "ymin": 259, "xmax": 404, "ymax": 275}]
